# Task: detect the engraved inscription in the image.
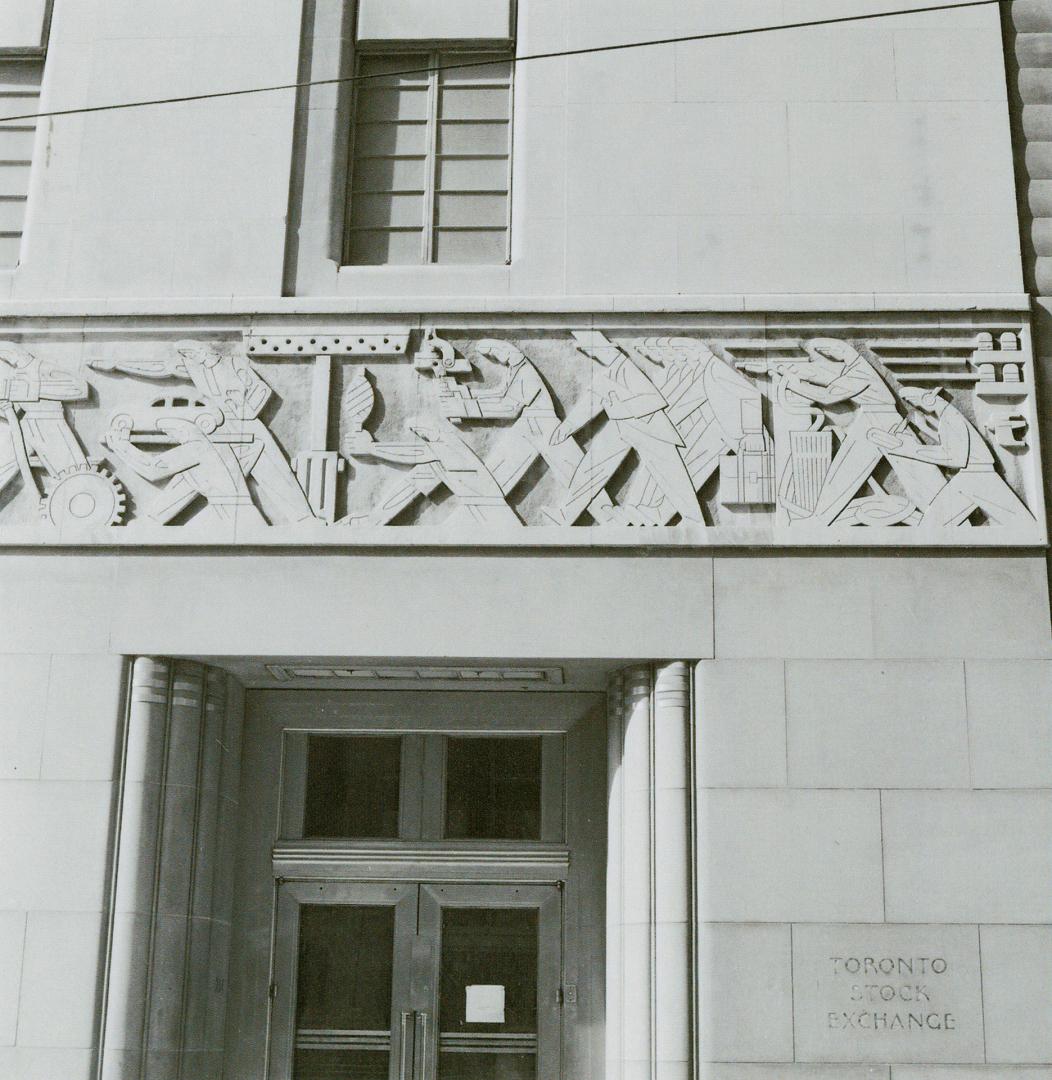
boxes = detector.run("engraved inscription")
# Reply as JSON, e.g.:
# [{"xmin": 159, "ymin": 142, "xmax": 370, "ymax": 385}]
[
  {"xmin": 793, "ymin": 925, "xmax": 984, "ymax": 1065},
  {"xmin": 826, "ymin": 954, "xmax": 955, "ymax": 1034}
]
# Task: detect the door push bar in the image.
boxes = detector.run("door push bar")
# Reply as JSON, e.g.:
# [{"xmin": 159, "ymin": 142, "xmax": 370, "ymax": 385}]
[{"xmin": 399, "ymin": 1010, "xmax": 431, "ymax": 1080}]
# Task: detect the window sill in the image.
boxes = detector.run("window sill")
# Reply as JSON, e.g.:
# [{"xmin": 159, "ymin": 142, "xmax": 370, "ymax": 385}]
[{"xmin": 330, "ymin": 262, "xmax": 513, "ymax": 299}]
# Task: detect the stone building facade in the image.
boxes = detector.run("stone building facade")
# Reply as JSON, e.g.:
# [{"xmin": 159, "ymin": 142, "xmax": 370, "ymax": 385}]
[{"xmin": 0, "ymin": 1, "xmax": 1050, "ymax": 1078}]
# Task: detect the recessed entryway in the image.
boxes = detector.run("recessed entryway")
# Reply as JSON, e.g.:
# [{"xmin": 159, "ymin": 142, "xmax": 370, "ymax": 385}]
[{"xmin": 226, "ymin": 686, "xmax": 607, "ymax": 1080}]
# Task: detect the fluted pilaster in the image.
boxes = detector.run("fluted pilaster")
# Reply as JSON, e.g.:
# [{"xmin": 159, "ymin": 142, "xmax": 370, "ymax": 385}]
[
  {"xmin": 607, "ymin": 662, "xmax": 694, "ymax": 1080},
  {"xmin": 1003, "ymin": 0, "xmax": 1052, "ymax": 547},
  {"xmin": 98, "ymin": 658, "xmax": 243, "ymax": 1080}
]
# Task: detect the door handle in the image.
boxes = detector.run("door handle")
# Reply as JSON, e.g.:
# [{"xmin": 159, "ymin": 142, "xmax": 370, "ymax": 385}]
[
  {"xmin": 414, "ymin": 1011, "xmax": 430, "ymax": 1080},
  {"xmin": 399, "ymin": 1011, "xmax": 414, "ymax": 1080}
]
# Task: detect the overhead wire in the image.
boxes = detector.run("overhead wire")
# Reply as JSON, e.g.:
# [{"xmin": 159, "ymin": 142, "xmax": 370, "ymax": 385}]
[{"xmin": 0, "ymin": 0, "xmax": 1002, "ymax": 123}]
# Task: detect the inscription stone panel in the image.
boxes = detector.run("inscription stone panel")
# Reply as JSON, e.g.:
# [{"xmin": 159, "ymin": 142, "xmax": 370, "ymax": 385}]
[{"xmin": 793, "ymin": 925, "xmax": 984, "ymax": 1064}]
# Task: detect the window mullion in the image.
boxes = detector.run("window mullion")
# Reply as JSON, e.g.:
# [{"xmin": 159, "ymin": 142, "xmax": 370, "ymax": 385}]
[
  {"xmin": 419, "ymin": 734, "xmax": 447, "ymax": 839},
  {"xmin": 422, "ymin": 51, "xmax": 441, "ymax": 264}
]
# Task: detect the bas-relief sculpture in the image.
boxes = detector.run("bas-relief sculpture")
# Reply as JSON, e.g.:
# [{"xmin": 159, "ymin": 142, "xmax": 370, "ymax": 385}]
[
  {"xmin": 0, "ymin": 325, "xmax": 1043, "ymax": 544},
  {"xmin": 0, "ymin": 341, "xmax": 126, "ymax": 527}
]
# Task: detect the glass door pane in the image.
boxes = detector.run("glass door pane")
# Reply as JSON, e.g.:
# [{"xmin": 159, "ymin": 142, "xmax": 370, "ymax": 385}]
[
  {"xmin": 437, "ymin": 907, "xmax": 538, "ymax": 1079},
  {"xmin": 271, "ymin": 882, "xmax": 417, "ymax": 1080},
  {"xmin": 294, "ymin": 904, "xmax": 395, "ymax": 1080},
  {"xmin": 417, "ymin": 885, "xmax": 562, "ymax": 1080}
]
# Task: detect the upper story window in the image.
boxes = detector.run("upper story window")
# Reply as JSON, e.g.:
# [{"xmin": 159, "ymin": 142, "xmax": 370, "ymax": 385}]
[
  {"xmin": 0, "ymin": 0, "xmax": 50, "ymax": 267},
  {"xmin": 345, "ymin": 51, "xmax": 513, "ymax": 266},
  {"xmin": 0, "ymin": 61, "xmax": 40, "ymax": 267}
]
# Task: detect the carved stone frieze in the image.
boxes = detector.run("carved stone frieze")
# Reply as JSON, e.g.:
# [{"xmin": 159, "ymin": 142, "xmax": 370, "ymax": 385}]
[{"xmin": 0, "ymin": 320, "xmax": 1044, "ymax": 545}]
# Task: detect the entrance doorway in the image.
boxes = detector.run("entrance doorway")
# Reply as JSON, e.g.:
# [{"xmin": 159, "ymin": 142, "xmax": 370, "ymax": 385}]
[
  {"xmin": 272, "ymin": 881, "xmax": 561, "ymax": 1080},
  {"xmin": 228, "ymin": 688, "xmax": 607, "ymax": 1080}
]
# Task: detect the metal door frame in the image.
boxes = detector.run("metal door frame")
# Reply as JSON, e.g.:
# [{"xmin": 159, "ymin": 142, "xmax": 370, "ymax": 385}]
[
  {"xmin": 270, "ymin": 880, "xmax": 562, "ymax": 1080},
  {"xmin": 269, "ymin": 880, "xmax": 418, "ymax": 1080},
  {"xmin": 416, "ymin": 882, "xmax": 563, "ymax": 1080}
]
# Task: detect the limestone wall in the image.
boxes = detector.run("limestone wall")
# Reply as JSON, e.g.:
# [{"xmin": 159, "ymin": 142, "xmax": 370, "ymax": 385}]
[
  {"xmin": 697, "ymin": 558, "xmax": 1052, "ymax": 1079},
  {"xmin": 0, "ymin": 551, "xmax": 1047, "ymax": 1077},
  {"xmin": 2, "ymin": 0, "xmax": 1024, "ymax": 303}
]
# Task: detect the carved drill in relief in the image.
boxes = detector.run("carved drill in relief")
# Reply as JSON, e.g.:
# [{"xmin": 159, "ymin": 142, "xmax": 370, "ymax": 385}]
[
  {"xmin": 340, "ymin": 332, "xmax": 522, "ymax": 526},
  {"xmin": 0, "ymin": 341, "xmax": 126, "ymax": 527},
  {"xmin": 0, "ymin": 326, "xmax": 1037, "ymax": 540},
  {"xmin": 878, "ymin": 387, "xmax": 1033, "ymax": 527},
  {"xmin": 91, "ymin": 341, "xmax": 314, "ymax": 526}
]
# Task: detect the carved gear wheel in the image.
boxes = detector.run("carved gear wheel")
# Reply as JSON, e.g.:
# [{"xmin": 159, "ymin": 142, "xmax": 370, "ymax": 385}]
[{"xmin": 40, "ymin": 465, "xmax": 127, "ymax": 528}]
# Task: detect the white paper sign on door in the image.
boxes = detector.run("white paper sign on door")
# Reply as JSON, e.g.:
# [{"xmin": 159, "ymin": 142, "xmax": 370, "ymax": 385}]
[{"xmin": 465, "ymin": 984, "xmax": 505, "ymax": 1023}]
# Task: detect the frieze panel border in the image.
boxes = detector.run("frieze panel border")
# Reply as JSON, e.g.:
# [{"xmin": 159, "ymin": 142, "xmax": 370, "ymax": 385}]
[{"xmin": 0, "ymin": 314, "xmax": 1044, "ymax": 546}]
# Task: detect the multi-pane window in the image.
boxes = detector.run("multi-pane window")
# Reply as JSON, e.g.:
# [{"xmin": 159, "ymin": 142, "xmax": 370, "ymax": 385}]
[
  {"xmin": 345, "ymin": 51, "xmax": 512, "ymax": 266},
  {"xmin": 298, "ymin": 732, "xmax": 551, "ymax": 841},
  {"xmin": 0, "ymin": 60, "xmax": 41, "ymax": 267}
]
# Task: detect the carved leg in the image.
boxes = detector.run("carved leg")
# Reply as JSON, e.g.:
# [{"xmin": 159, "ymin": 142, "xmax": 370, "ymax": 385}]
[
  {"xmin": 533, "ymin": 423, "xmax": 617, "ymax": 522},
  {"xmin": 248, "ymin": 429, "xmax": 316, "ymax": 523},
  {"xmin": 147, "ymin": 473, "xmax": 201, "ymax": 525},
  {"xmin": 20, "ymin": 409, "xmax": 89, "ymax": 475},
  {"xmin": 923, "ymin": 471, "xmax": 1033, "ymax": 528},
  {"xmin": 455, "ymin": 496, "xmax": 524, "ymax": 526},
  {"xmin": 359, "ymin": 476, "xmax": 432, "ymax": 526},
  {"xmin": 544, "ymin": 423, "xmax": 629, "ymax": 525},
  {"xmin": 809, "ymin": 427, "xmax": 883, "ymax": 525},
  {"xmin": 622, "ymin": 418, "xmax": 723, "ymax": 521},
  {"xmin": 0, "ymin": 426, "xmax": 19, "ymax": 496},
  {"xmin": 486, "ymin": 426, "xmax": 541, "ymax": 493},
  {"xmin": 623, "ymin": 425, "xmax": 705, "ymax": 526}
]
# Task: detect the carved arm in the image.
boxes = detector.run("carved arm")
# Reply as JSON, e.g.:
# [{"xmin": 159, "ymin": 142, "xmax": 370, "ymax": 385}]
[
  {"xmin": 550, "ymin": 391, "xmax": 599, "ymax": 444},
  {"xmin": 352, "ymin": 441, "xmax": 438, "ymax": 466},
  {"xmin": 785, "ymin": 373, "xmax": 867, "ymax": 407},
  {"xmin": 102, "ymin": 426, "xmax": 194, "ymax": 481}
]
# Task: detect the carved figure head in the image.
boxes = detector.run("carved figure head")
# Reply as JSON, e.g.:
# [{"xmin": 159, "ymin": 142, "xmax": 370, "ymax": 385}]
[
  {"xmin": 799, "ymin": 337, "xmax": 864, "ymax": 382},
  {"xmin": 475, "ymin": 339, "xmax": 526, "ymax": 367},
  {"xmin": 571, "ymin": 330, "xmax": 622, "ymax": 368},
  {"xmin": 174, "ymin": 340, "xmax": 223, "ymax": 370},
  {"xmin": 172, "ymin": 339, "xmax": 270, "ymax": 420},
  {"xmin": 635, "ymin": 337, "xmax": 716, "ymax": 369}
]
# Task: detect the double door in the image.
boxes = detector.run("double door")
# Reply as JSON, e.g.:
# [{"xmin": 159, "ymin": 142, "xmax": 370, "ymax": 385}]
[{"xmin": 271, "ymin": 880, "xmax": 562, "ymax": 1080}]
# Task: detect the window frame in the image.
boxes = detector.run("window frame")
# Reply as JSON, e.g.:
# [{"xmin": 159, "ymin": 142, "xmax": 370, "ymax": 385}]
[
  {"xmin": 0, "ymin": 56, "xmax": 43, "ymax": 268},
  {"xmin": 342, "ymin": 46, "xmax": 515, "ymax": 267},
  {"xmin": 224, "ymin": 689, "xmax": 607, "ymax": 1080},
  {"xmin": 282, "ymin": 729, "xmax": 565, "ymax": 843}
]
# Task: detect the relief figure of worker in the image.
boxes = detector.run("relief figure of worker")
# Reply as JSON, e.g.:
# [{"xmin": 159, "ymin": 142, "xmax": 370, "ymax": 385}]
[
  {"xmin": 774, "ymin": 338, "xmax": 944, "ymax": 525},
  {"xmin": 542, "ymin": 332, "xmax": 705, "ymax": 526},
  {"xmin": 872, "ymin": 387, "xmax": 1033, "ymax": 528},
  {"xmin": 435, "ymin": 338, "xmax": 617, "ymax": 523}
]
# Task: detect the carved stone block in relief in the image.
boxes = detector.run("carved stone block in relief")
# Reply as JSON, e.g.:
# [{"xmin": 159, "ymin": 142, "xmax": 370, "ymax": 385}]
[{"xmin": 0, "ymin": 322, "xmax": 1044, "ymax": 546}]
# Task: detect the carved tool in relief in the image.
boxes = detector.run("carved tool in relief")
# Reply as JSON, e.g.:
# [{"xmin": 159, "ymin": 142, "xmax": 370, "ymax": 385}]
[
  {"xmin": 0, "ymin": 326, "xmax": 1035, "ymax": 540},
  {"xmin": 92, "ymin": 341, "xmax": 312, "ymax": 526},
  {"xmin": 0, "ymin": 341, "xmax": 126, "ymax": 527}
]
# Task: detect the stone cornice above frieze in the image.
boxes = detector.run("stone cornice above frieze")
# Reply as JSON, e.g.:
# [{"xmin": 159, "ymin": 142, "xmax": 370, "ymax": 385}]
[
  {"xmin": 0, "ymin": 313, "xmax": 1044, "ymax": 547},
  {"xmin": 0, "ymin": 293, "xmax": 1035, "ymax": 322}
]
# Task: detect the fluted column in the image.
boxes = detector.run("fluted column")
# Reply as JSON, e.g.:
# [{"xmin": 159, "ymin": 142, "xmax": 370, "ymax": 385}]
[
  {"xmin": 1004, "ymin": 1, "xmax": 1052, "ymax": 294},
  {"xmin": 1003, "ymin": 0, "xmax": 1052, "ymax": 576},
  {"xmin": 98, "ymin": 658, "xmax": 243, "ymax": 1080},
  {"xmin": 607, "ymin": 662, "xmax": 694, "ymax": 1080}
]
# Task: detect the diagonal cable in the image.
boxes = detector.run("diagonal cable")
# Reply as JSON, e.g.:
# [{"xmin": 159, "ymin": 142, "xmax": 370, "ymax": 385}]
[{"xmin": 0, "ymin": 0, "xmax": 1001, "ymax": 123}]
